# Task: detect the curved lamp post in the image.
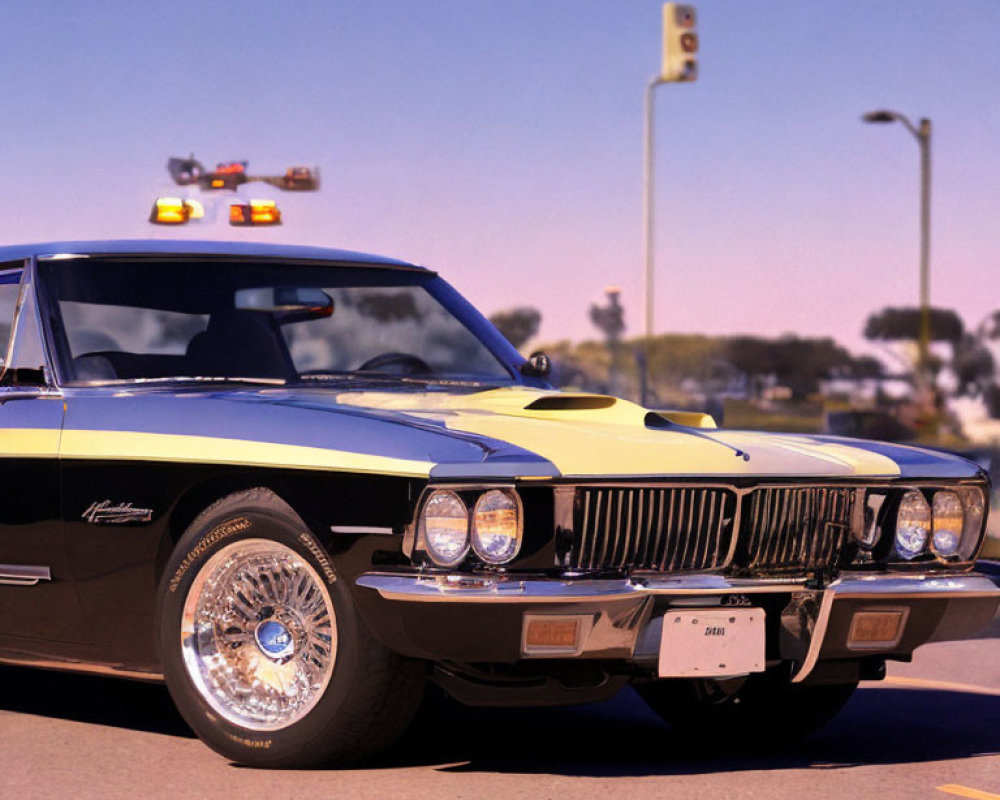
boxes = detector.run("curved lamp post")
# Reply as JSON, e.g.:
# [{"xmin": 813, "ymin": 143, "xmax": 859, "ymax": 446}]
[{"xmin": 861, "ymin": 109, "xmax": 932, "ymax": 387}]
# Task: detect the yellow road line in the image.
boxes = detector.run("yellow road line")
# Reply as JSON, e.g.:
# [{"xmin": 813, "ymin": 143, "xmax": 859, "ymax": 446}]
[
  {"xmin": 884, "ymin": 675, "xmax": 1000, "ymax": 697},
  {"xmin": 938, "ymin": 785, "xmax": 1000, "ymax": 800}
]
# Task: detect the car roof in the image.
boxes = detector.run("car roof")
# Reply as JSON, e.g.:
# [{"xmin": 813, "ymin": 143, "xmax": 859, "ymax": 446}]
[{"xmin": 0, "ymin": 239, "xmax": 424, "ymax": 269}]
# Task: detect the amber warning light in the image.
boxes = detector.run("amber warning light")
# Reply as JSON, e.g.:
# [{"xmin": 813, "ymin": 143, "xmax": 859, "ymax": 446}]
[{"xmin": 230, "ymin": 199, "xmax": 282, "ymax": 226}]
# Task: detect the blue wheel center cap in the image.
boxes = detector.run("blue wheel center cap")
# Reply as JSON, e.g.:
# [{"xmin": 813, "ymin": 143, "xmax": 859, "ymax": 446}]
[{"xmin": 255, "ymin": 619, "xmax": 294, "ymax": 658}]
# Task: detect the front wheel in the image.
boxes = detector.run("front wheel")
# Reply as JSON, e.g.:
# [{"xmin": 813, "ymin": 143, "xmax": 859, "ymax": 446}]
[
  {"xmin": 635, "ymin": 669, "xmax": 857, "ymax": 745},
  {"xmin": 158, "ymin": 488, "xmax": 424, "ymax": 767}
]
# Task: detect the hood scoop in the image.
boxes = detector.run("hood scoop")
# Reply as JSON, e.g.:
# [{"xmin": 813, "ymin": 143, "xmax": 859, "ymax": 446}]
[{"xmin": 524, "ymin": 394, "xmax": 617, "ymax": 411}]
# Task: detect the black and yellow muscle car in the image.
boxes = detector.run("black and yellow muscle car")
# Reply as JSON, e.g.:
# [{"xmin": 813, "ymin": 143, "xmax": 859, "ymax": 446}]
[{"xmin": 0, "ymin": 240, "xmax": 996, "ymax": 767}]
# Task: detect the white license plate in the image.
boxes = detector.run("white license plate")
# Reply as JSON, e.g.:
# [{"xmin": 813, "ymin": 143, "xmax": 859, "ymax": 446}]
[{"xmin": 658, "ymin": 608, "xmax": 766, "ymax": 678}]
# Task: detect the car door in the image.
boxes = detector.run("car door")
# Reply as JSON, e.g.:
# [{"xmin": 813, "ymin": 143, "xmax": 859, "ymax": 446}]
[{"xmin": 0, "ymin": 261, "xmax": 88, "ymax": 647}]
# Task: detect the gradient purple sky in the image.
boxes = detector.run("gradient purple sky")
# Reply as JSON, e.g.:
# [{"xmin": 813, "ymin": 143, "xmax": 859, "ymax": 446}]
[{"xmin": 2, "ymin": 1, "xmax": 998, "ymax": 356}]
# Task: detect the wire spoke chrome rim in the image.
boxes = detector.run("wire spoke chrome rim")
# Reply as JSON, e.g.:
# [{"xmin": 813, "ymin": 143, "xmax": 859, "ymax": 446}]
[{"xmin": 180, "ymin": 538, "xmax": 337, "ymax": 731}]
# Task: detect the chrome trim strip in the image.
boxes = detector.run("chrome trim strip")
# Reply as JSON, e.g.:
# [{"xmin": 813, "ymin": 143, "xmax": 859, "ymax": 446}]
[
  {"xmin": 359, "ymin": 572, "xmax": 999, "ymax": 606},
  {"xmin": 0, "ymin": 564, "xmax": 52, "ymax": 586},
  {"xmin": 790, "ymin": 589, "xmax": 836, "ymax": 684},
  {"xmin": 356, "ymin": 572, "xmax": 810, "ymax": 603},
  {"xmin": 566, "ymin": 479, "xmax": 986, "ymax": 491},
  {"xmin": 790, "ymin": 574, "xmax": 1000, "ymax": 683},
  {"xmin": 0, "ymin": 653, "xmax": 162, "ymax": 682},
  {"xmin": 329, "ymin": 525, "xmax": 395, "ymax": 535},
  {"xmin": 357, "ymin": 574, "xmax": 640, "ymax": 603},
  {"xmin": 823, "ymin": 574, "xmax": 1000, "ymax": 597}
]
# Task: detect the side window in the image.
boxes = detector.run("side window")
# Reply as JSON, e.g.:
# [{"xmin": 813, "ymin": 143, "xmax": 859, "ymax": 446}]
[
  {"xmin": 8, "ymin": 279, "xmax": 48, "ymax": 375},
  {"xmin": 0, "ymin": 269, "xmax": 24, "ymax": 369},
  {"xmin": 57, "ymin": 302, "xmax": 208, "ymax": 357}
]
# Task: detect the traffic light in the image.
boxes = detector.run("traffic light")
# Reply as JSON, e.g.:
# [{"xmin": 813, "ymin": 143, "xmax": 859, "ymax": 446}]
[
  {"xmin": 661, "ymin": 3, "xmax": 698, "ymax": 82},
  {"xmin": 230, "ymin": 199, "xmax": 282, "ymax": 226},
  {"xmin": 149, "ymin": 197, "xmax": 204, "ymax": 225}
]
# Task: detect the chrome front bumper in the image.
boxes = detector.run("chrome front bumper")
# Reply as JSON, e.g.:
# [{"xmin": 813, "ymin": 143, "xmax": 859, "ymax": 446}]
[{"xmin": 355, "ymin": 572, "xmax": 1000, "ymax": 682}]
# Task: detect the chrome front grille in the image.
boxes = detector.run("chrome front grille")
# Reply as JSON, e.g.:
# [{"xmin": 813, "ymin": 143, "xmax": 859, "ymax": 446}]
[
  {"xmin": 738, "ymin": 486, "xmax": 856, "ymax": 574},
  {"xmin": 570, "ymin": 487, "xmax": 736, "ymax": 572},
  {"xmin": 566, "ymin": 484, "xmax": 857, "ymax": 576}
]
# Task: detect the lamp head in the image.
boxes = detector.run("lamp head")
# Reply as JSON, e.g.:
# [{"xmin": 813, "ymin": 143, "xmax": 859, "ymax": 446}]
[{"xmin": 862, "ymin": 110, "xmax": 898, "ymax": 124}]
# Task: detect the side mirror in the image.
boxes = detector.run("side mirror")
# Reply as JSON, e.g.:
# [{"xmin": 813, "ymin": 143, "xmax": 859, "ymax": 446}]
[{"xmin": 520, "ymin": 351, "xmax": 551, "ymax": 378}]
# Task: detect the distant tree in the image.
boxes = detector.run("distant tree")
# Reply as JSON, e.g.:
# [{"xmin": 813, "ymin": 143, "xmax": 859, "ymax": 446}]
[
  {"xmin": 863, "ymin": 307, "xmax": 965, "ymax": 345},
  {"xmin": 952, "ymin": 333, "xmax": 995, "ymax": 397},
  {"xmin": 589, "ymin": 292, "xmax": 625, "ymax": 341},
  {"xmin": 356, "ymin": 292, "xmax": 422, "ymax": 322},
  {"xmin": 844, "ymin": 354, "xmax": 885, "ymax": 380},
  {"xmin": 489, "ymin": 307, "xmax": 541, "ymax": 350},
  {"xmin": 863, "ymin": 305, "xmax": 1000, "ymax": 419},
  {"xmin": 980, "ymin": 310, "xmax": 1000, "ymax": 340},
  {"xmin": 951, "ymin": 311, "xmax": 1000, "ymax": 416},
  {"xmin": 589, "ymin": 290, "xmax": 625, "ymax": 395},
  {"xmin": 725, "ymin": 335, "xmax": 854, "ymax": 398}
]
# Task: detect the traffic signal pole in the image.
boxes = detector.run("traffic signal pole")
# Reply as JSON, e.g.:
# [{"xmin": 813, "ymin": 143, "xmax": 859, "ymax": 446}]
[
  {"xmin": 642, "ymin": 75, "xmax": 666, "ymax": 408},
  {"xmin": 640, "ymin": 3, "xmax": 698, "ymax": 408}
]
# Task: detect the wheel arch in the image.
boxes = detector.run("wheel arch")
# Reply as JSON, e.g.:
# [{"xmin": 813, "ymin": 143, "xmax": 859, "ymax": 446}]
[{"xmin": 155, "ymin": 469, "xmax": 422, "ymax": 592}]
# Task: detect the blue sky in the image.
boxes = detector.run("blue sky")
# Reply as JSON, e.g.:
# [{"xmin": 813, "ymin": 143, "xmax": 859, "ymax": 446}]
[{"xmin": 2, "ymin": 1, "xmax": 998, "ymax": 355}]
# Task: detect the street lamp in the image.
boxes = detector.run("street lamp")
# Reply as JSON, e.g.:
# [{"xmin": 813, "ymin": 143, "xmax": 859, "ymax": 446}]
[{"xmin": 861, "ymin": 109, "xmax": 933, "ymax": 387}]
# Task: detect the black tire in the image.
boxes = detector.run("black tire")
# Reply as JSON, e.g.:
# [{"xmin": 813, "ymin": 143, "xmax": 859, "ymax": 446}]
[
  {"xmin": 157, "ymin": 487, "xmax": 424, "ymax": 768},
  {"xmin": 635, "ymin": 669, "xmax": 857, "ymax": 746}
]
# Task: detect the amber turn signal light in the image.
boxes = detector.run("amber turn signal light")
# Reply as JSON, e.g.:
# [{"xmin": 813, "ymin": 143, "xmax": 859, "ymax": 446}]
[
  {"xmin": 230, "ymin": 200, "xmax": 282, "ymax": 226},
  {"xmin": 149, "ymin": 197, "xmax": 204, "ymax": 225},
  {"xmin": 521, "ymin": 614, "xmax": 588, "ymax": 655}
]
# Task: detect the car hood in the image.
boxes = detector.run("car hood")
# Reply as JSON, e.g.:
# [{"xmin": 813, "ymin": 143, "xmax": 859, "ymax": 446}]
[
  {"xmin": 322, "ymin": 387, "xmax": 976, "ymax": 480},
  {"xmin": 62, "ymin": 386, "xmax": 977, "ymax": 481}
]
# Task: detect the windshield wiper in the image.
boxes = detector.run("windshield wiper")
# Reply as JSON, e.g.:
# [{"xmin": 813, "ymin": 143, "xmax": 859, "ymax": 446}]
[
  {"xmin": 296, "ymin": 372, "xmax": 498, "ymax": 389},
  {"xmin": 296, "ymin": 372, "xmax": 428, "ymax": 387},
  {"xmin": 86, "ymin": 376, "xmax": 288, "ymax": 387}
]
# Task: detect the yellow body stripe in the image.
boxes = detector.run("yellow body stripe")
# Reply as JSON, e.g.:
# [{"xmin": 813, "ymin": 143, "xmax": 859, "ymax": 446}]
[
  {"xmin": 0, "ymin": 385, "xmax": 906, "ymax": 480},
  {"xmin": 60, "ymin": 430, "xmax": 433, "ymax": 477},
  {"xmin": 0, "ymin": 428, "xmax": 62, "ymax": 457}
]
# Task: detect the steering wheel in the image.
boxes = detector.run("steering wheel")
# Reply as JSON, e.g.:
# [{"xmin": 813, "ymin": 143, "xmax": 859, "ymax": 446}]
[{"xmin": 356, "ymin": 352, "xmax": 433, "ymax": 375}]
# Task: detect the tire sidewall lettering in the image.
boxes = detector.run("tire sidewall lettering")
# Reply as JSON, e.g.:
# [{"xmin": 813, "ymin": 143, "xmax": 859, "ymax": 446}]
[{"xmin": 168, "ymin": 517, "xmax": 252, "ymax": 593}]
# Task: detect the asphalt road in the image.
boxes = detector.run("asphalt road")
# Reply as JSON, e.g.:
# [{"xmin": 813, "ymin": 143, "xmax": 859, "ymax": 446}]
[{"xmin": 2, "ymin": 617, "xmax": 998, "ymax": 800}]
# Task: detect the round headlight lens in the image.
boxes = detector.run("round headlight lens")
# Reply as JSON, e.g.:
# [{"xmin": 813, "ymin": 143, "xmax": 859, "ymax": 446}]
[
  {"xmin": 895, "ymin": 490, "xmax": 931, "ymax": 560},
  {"xmin": 931, "ymin": 490, "xmax": 964, "ymax": 558},
  {"xmin": 421, "ymin": 490, "xmax": 469, "ymax": 567},
  {"xmin": 471, "ymin": 490, "xmax": 522, "ymax": 565},
  {"xmin": 957, "ymin": 486, "xmax": 987, "ymax": 560}
]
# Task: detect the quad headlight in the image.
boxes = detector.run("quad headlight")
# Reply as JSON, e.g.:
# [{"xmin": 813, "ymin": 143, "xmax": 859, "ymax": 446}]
[
  {"xmin": 418, "ymin": 487, "xmax": 523, "ymax": 568},
  {"xmin": 894, "ymin": 490, "xmax": 931, "ymax": 560},
  {"xmin": 420, "ymin": 490, "xmax": 469, "ymax": 567},
  {"xmin": 892, "ymin": 485, "xmax": 986, "ymax": 562},
  {"xmin": 472, "ymin": 490, "xmax": 522, "ymax": 564},
  {"xmin": 930, "ymin": 490, "xmax": 963, "ymax": 558}
]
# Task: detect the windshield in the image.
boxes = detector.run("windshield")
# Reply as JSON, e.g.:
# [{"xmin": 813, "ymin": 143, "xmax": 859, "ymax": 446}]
[{"xmin": 39, "ymin": 258, "xmax": 519, "ymax": 387}]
